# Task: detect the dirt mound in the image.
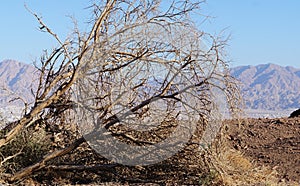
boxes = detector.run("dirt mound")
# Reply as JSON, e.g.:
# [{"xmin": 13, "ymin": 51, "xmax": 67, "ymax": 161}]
[
  {"xmin": 226, "ymin": 117, "xmax": 300, "ymax": 182},
  {"xmin": 289, "ymin": 108, "xmax": 300, "ymax": 118}
]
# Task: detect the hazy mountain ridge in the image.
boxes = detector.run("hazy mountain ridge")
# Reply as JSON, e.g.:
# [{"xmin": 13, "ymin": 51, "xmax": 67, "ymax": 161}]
[
  {"xmin": 231, "ymin": 63, "xmax": 300, "ymax": 111},
  {"xmin": 0, "ymin": 60, "xmax": 299, "ymax": 119},
  {"xmin": 0, "ymin": 59, "xmax": 38, "ymax": 107}
]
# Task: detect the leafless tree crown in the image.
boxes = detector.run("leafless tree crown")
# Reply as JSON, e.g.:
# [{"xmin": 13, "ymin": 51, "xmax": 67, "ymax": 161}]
[{"xmin": 0, "ymin": 0, "xmax": 240, "ymax": 182}]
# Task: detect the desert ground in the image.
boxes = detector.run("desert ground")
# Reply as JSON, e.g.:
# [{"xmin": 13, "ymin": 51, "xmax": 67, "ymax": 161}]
[
  {"xmin": 226, "ymin": 117, "xmax": 300, "ymax": 183},
  {"xmin": 1, "ymin": 116, "xmax": 299, "ymax": 185}
]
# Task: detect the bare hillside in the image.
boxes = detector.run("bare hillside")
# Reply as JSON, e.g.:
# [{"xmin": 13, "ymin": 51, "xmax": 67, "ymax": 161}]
[{"xmin": 231, "ymin": 63, "xmax": 300, "ymax": 111}]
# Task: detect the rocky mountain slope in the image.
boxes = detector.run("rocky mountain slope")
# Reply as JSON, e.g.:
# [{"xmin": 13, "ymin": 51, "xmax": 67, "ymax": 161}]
[
  {"xmin": 0, "ymin": 60, "xmax": 39, "ymax": 122},
  {"xmin": 231, "ymin": 63, "xmax": 300, "ymax": 111},
  {"xmin": 0, "ymin": 59, "xmax": 38, "ymax": 106}
]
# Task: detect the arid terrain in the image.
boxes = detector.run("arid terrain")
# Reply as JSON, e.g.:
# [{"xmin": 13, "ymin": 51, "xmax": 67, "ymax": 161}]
[
  {"xmin": 226, "ymin": 117, "xmax": 300, "ymax": 183},
  {"xmin": 1, "ymin": 116, "xmax": 299, "ymax": 185}
]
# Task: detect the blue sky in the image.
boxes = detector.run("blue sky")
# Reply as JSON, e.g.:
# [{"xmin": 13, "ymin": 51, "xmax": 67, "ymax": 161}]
[{"xmin": 0, "ymin": 1, "xmax": 299, "ymax": 67}]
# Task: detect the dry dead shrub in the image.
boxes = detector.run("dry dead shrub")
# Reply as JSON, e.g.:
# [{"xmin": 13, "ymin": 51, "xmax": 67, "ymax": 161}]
[{"xmin": 0, "ymin": 0, "xmax": 241, "ymax": 184}]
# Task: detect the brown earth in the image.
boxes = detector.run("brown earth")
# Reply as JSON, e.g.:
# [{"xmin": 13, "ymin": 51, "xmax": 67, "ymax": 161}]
[
  {"xmin": 226, "ymin": 117, "xmax": 300, "ymax": 183},
  {"xmin": 2, "ymin": 116, "xmax": 300, "ymax": 185}
]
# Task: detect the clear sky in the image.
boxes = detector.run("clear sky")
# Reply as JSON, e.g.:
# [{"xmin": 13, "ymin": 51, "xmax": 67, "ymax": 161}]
[{"xmin": 0, "ymin": 1, "xmax": 299, "ymax": 68}]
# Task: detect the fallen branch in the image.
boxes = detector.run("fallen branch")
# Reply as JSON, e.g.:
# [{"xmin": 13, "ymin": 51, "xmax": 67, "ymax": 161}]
[
  {"xmin": 47, "ymin": 163, "xmax": 118, "ymax": 171},
  {"xmin": 0, "ymin": 149, "xmax": 23, "ymax": 167}
]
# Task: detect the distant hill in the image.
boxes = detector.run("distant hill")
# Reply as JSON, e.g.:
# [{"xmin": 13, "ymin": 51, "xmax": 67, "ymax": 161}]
[
  {"xmin": 231, "ymin": 63, "xmax": 300, "ymax": 111},
  {"xmin": 0, "ymin": 60, "xmax": 299, "ymax": 119},
  {"xmin": 0, "ymin": 59, "xmax": 38, "ymax": 107}
]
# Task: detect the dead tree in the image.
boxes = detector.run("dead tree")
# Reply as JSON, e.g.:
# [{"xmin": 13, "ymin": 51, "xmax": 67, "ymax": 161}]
[{"xmin": 0, "ymin": 0, "xmax": 240, "ymax": 182}]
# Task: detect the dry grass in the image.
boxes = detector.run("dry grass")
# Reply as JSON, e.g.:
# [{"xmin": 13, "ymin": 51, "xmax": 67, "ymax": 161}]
[{"xmin": 215, "ymin": 148, "xmax": 278, "ymax": 185}]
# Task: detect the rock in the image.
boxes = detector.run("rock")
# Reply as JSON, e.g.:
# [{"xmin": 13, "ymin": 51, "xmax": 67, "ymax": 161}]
[{"xmin": 289, "ymin": 108, "xmax": 300, "ymax": 118}]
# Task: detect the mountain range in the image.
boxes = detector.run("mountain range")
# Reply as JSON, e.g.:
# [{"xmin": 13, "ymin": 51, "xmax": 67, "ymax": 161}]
[
  {"xmin": 230, "ymin": 63, "xmax": 300, "ymax": 111},
  {"xmin": 0, "ymin": 60, "xmax": 299, "ymax": 119},
  {"xmin": 0, "ymin": 60, "xmax": 39, "ymax": 122},
  {"xmin": 0, "ymin": 59, "xmax": 38, "ymax": 106}
]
